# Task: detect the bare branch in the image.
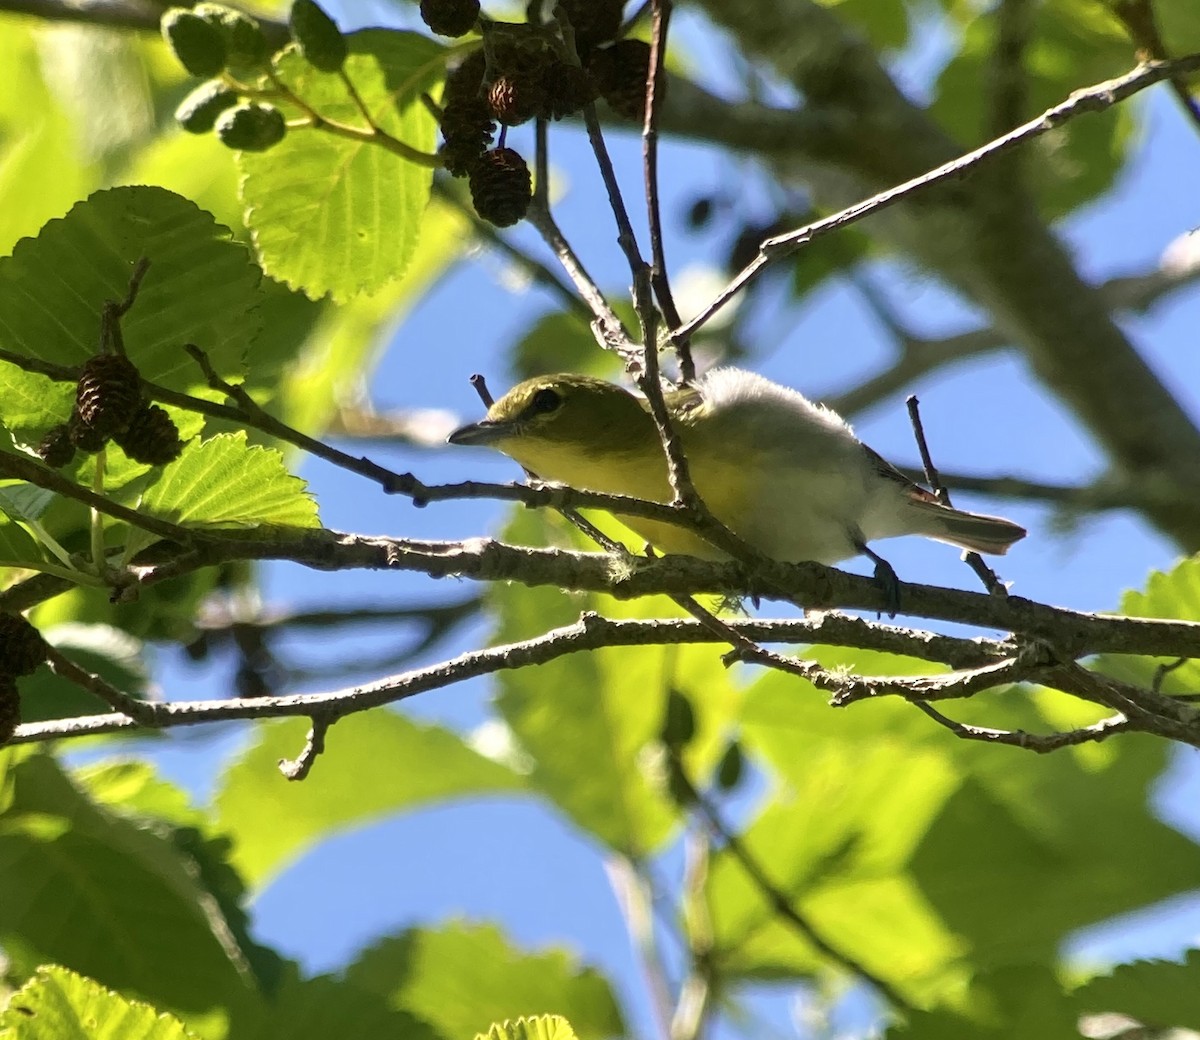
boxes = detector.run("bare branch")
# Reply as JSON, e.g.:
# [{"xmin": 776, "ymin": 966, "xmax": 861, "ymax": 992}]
[{"xmin": 671, "ymin": 54, "xmax": 1200, "ymax": 342}]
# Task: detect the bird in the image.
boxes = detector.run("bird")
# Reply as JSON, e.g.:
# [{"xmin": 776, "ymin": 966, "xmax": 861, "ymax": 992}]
[{"xmin": 448, "ymin": 368, "xmax": 1026, "ymax": 605}]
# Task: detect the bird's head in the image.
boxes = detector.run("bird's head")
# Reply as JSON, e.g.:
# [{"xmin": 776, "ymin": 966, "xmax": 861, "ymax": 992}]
[{"xmin": 448, "ymin": 373, "xmax": 660, "ymax": 485}]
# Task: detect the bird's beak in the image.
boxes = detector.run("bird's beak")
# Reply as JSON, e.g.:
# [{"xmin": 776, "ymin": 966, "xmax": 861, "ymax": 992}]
[{"xmin": 447, "ymin": 419, "xmax": 511, "ymax": 446}]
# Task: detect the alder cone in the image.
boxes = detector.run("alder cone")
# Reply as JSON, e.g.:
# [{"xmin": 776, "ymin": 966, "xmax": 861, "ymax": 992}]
[
  {"xmin": 439, "ymin": 50, "xmax": 494, "ymax": 177},
  {"xmin": 37, "ymin": 423, "xmax": 76, "ymax": 468},
  {"xmin": 176, "ymin": 79, "xmax": 241, "ymax": 134},
  {"xmin": 161, "ymin": 8, "xmax": 227, "ymax": 77},
  {"xmin": 469, "ymin": 147, "xmax": 532, "ymax": 227},
  {"xmin": 216, "ymin": 102, "xmax": 287, "ymax": 151},
  {"xmin": 76, "ymin": 353, "xmax": 142, "ymax": 438},
  {"xmin": 588, "ymin": 39, "xmax": 654, "ymax": 121},
  {"xmin": 540, "ymin": 59, "xmax": 596, "ymax": 119},
  {"xmin": 420, "ymin": 0, "xmax": 479, "ymax": 38},
  {"xmin": 486, "ymin": 71, "xmax": 546, "ymax": 126},
  {"xmin": 289, "ymin": 0, "xmax": 347, "ymax": 72},
  {"xmin": 560, "ymin": 0, "xmax": 624, "ymax": 57},
  {"xmin": 68, "ymin": 410, "xmax": 107, "ymax": 453},
  {"xmin": 0, "ymin": 613, "xmax": 47, "ymax": 677},
  {"xmin": 113, "ymin": 404, "xmax": 185, "ymax": 465},
  {"xmin": 193, "ymin": 2, "xmax": 270, "ymax": 69}
]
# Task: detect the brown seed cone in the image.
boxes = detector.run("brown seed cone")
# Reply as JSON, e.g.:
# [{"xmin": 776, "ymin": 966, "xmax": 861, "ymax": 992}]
[
  {"xmin": 76, "ymin": 353, "xmax": 143, "ymax": 438},
  {"xmin": 440, "ymin": 50, "xmax": 494, "ymax": 177},
  {"xmin": 539, "ymin": 58, "xmax": 597, "ymax": 119},
  {"xmin": 112, "ymin": 404, "xmax": 185, "ymax": 466},
  {"xmin": 0, "ymin": 675, "xmax": 18, "ymax": 745},
  {"xmin": 67, "ymin": 409, "xmax": 107, "ymax": 453},
  {"xmin": 0, "ymin": 613, "xmax": 48, "ymax": 677},
  {"xmin": 442, "ymin": 48, "xmax": 487, "ymax": 107},
  {"xmin": 420, "ymin": 0, "xmax": 479, "ymax": 37},
  {"xmin": 37, "ymin": 423, "xmax": 77, "ymax": 468},
  {"xmin": 486, "ymin": 71, "xmax": 546, "ymax": 126},
  {"xmin": 588, "ymin": 39, "xmax": 653, "ymax": 121},
  {"xmin": 469, "ymin": 147, "xmax": 532, "ymax": 228},
  {"xmin": 560, "ymin": 0, "xmax": 624, "ymax": 57}
]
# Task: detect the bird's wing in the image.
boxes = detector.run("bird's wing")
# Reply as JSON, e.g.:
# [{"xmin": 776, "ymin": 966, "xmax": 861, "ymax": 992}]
[{"xmin": 861, "ymin": 443, "xmax": 940, "ymax": 503}]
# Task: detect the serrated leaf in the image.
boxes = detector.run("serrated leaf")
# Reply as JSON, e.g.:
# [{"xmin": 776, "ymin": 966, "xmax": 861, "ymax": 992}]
[
  {"xmin": 0, "ymin": 186, "xmax": 262, "ymax": 445},
  {"xmin": 0, "ymin": 965, "xmax": 202, "ymax": 1040},
  {"xmin": 1094, "ymin": 556, "xmax": 1200, "ymax": 695},
  {"xmin": 478, "ymin": 1014, "xmax": 579, "ymax": 1040},
  {"xmin": 213, "ymin": 712, "xmax": 524, "ymax": 887},
  {"xmin": 346, "ymin": 922, "xmax": 623, "ymax": 1040},
  {"xmin": 139, "ymin": 431, "xmax": 320, "ymax": 533},
  {"xmin": 1071, "ymin": 949, "xmax": 1200, "ymax": 1028},
  {"xmin": 239, "ymin": 30, "xmax": 444, "ymax": 302}
]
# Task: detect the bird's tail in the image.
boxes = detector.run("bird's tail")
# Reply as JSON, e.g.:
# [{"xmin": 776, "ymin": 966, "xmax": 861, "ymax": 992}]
[{"xmin": 907, "ymin": 498, "xmax": 1027, "ymax": 555}]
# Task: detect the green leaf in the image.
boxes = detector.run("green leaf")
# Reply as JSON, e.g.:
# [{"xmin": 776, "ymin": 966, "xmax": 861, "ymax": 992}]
[
  {"xmin": 477, "ymin": 1014, "xmax": 579, "ymax": 1040},
  {"xmin": 0, "ymin": 512, "xmax": 41, "ymax": 569},
  {"xmin": 0, "ymin": 185, "xmax": 262, "ymax": 445},
  {"xmin": 885, "ymin": 965, "xmax": 1077, "ymax": 1038},
  {"xmin": 38, "ymin": 26, "xmax": 156, "ymax": 164},
  {"xmin": 73, "ymin": 757, "xmax": 288, "ymax": 997},
  {"xmin": 0, "ymin": 749, "xmax": 263, "ymax": 1027},
  {"xmin": 723, "ymin": 647, "xmax": 1200, "ymax": 1002},
  {"xmin": 1094, "ymin": 555, "xmax": 1200, "ymax": 695},
  {"xmin": 0, "ymin": 964, "xmax": 202, "ymax": 1040},
  {"xmin": 0, "ymin": 485, "xmax": 56, "ymax": 524},
  {"xmin": 816, "ymin": 0, "xmax": 908, "ymax": 50},
  {"xmin": 257, "ymin": 971, "xmax": 442, "ymax": 1040},
  {"xmin": 0, "ymin": 27, "xmax": 97, "ymax": 259},
  {"xmin": 238, "ymin": 31, "xmax": 445, "ymax": 302},
  {"xmin": 139, "ymin": 432, "xmax": 320, "ymax": 533},
  {"xmin": 1071, "ymin": 949, "xmax": 1200, "ymax": 1029},
  {"xmin": 931, "ymin": 1, "xmax": 1134, "ymax": 217},
  {"xmin": 346, "ymin": 922, "xmax": 623, "ymax": 1040},
  {"xmin": 269, "ymin": 196, "xmax": 468, "ymax": 434},
  {"xmin": 492, "ymin": 509, "xmax": 741, "ymax": 857},
  {"xmin": 213, "ymin": 712, "xmax": 524, "ymax": 887}
]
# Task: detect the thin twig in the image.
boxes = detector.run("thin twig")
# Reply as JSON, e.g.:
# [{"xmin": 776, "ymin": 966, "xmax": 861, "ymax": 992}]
[
  {"xmin": 263, "ymin": 69, "xmax": 441, "ymax": 167},
  {"xmin": 44, "ymin": 645, "xmax": 158, "ymax": 725},
  {"xmin": 911, "ymin": 701, "xmax": 1136, "ymax": 751},
  {"xmin": 278, "ymin": 715, "xmax": 330, "ymax": 780},
  {"xmin": 905, "ymin": 395, "xmax": 1004, "ymax": 594},
  {"xmin": 642, "ymin": 0, "xmax": 693, "ymax": 382},
  {"xmin": 0, "ymin": 448, "xmax": 194, "ymax": 545},
  {"xmin": 671, "ymin": 54, "xmax": 1200, "ymax": 342},
  {"xmin": 182, "ymin": 343, "xmax": 429, "ymax": 497},
  {"xmin": 1109, "ymin": 0, "xmax": 1200, "ymax": 135}
]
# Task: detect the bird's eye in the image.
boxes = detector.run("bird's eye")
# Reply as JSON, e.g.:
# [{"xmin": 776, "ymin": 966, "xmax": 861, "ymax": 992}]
[{"xmin": 531, "ymin": 388, "xmax": 561, "ymax": 413}]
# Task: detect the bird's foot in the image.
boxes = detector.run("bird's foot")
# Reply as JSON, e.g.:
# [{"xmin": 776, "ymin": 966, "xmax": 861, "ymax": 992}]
[
  {"xmin": 871, "ymin": 557, "xmax": 900, "ymax": 618},
  {"xmin": 855, "ymin": 539, "xmax": 900, "ymax": 618}
]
